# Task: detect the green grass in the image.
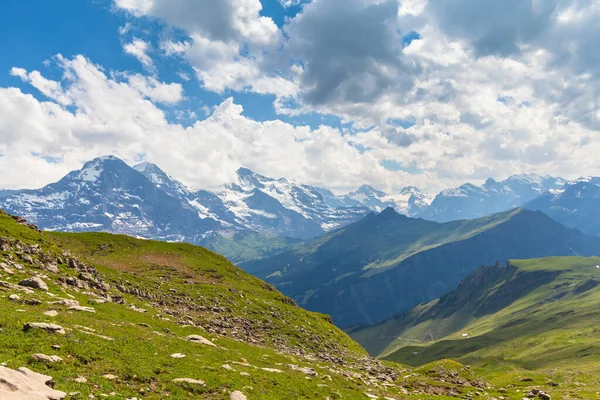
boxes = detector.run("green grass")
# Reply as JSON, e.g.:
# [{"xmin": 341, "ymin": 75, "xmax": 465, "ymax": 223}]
[{"xmin": 354, "ymin": 256, "xmax": 600, "ymax": 399}]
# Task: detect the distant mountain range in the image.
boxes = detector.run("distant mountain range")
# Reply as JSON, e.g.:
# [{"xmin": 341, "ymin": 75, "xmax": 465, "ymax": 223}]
[
  {"xmin": 242, "ymin": 208, "xmax": 600, "ymax": 328},
  {"xmin": 1, "ymin": 155, "xmax": 599, "ymax": 262}
]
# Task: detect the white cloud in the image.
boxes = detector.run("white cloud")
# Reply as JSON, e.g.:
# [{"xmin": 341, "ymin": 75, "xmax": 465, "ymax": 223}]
[
  {"xmin": 0, "ymin": 55, "xmax": 407, "ymax": 193},
  {"xmin": 4, "ymin": 0, "xmax": 600, "ymax": 193},
  {"xmin": 123, "ymin": 39, "xmax": 155, "ymax": 72}
]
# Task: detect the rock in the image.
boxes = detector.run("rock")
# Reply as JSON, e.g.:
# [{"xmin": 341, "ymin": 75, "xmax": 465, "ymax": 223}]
[
  {"xmin": 222, "ymin": 364, "xmax": 234, "ymax": 371},
  {"xmin": 0, "ymin": 366, "xmax": 66, "ymax": 399},
  {"xmin": 44, "ymin": 264, "xmax": 60, "ymax": 274},
  {"xmin": 74, "ymin": 376, "xmax": 88, "ymax": 383},
  {"xmin": 538, "ymin": 392, "xmax": 551, "ymax": 400},
  {"xmin": 68, "ymin": 306, "xmax": 95, "ymax": 313},
  {"xmin": 172, "ymin": 378, "xmax": 206, "ymax": 386},
  {"xmin": 32, "ymin": 354, "xmax": 63, "ymax": 363},
  {"xmin": 44, "ymin": 311, "xmax": 59, "ymax": 317},
  {"xmin": 288, "ymin": 364, "xmax": 318, "ymax": 377},
  {"xmin": 49, "ymin": 299, "xmax": 80, "ymax": 307},
  {"xmin": 170, "ymin": 353, "xmax": 186, "ymax": 359},
  {"xmin": 8, "ymin": 294, "xmax": 20, "ymax": 301},
  {"xmin": 186, "ymin": 335, "xmax": 217, "ymax": 347},
  {"xmin": 24, "ymin": 322, "xmax": 66, "ymax": 335},
  {"xmin": 260, "ymin": 368, "xmax": 283, "ymax": 373},
  {"xmin": 230, "ymin": 391, "xmax": 247, "ymax": 400},
  {"xmin": 102, "ymin": 374, "xmax": 118, "ymax": 380},
  {"xmin": 19, "ymin": 277, "xmax": 48, "ymax": 291}
]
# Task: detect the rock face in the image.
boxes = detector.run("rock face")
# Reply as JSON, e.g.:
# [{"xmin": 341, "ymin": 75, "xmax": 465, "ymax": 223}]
[
  {"xmin": 0, "ymin": 366, "xmax": 66, "ymax": 400},
  {"xmin": 18, "ymin": 277, "xmax": 48, "ymax": 292}
]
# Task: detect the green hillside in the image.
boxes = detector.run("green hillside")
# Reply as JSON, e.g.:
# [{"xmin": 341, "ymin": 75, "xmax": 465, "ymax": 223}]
[
  {"xmin": 355, "ymin": 256, "xmax": 600, "ymax": 399},
  {"xmin": 242, "ymin": 208, "xmax": 600, "ymax": 328},
  {"xmin": 1, "ymin": 210, "xmax": 518, "ymax": 399}
]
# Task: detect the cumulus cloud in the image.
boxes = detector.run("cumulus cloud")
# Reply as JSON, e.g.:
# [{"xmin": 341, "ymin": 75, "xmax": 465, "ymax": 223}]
[
  {"xmin": 123, "ymin": 38, "xmax": 155, "ymax": 72},
  {"xmin": 0, "ymin": 55, "xmax": 407, "ymax": 192},
  {"xmin": 4, "ymin": 0, "xmax": 600, "ymax": 193}
]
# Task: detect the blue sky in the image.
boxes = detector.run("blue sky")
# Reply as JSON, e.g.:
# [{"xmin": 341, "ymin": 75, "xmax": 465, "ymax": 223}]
[
  {"xmin": 0, "ymin": 0, "xmax": 599, "ymax": 192},
  {"xmin": 0, "ymin": 0, "xmax": 339, "ymax": 129}
]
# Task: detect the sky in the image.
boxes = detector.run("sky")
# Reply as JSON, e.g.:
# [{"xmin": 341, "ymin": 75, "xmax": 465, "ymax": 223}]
[{"xmin": 1, "ymin": 0, "xmax": 600, "ymax": 193}]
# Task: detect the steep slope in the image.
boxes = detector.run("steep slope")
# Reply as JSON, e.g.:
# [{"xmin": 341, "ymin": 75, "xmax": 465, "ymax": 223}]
[
  {"xmin": 420, "ymin": 174, "xmax": 565, "ymax": 222},
  {"xmin": 526, "ymin": 176, "xmax": 600, "ymax": 237},
  {"xmin": 0, "ymin": 210, "xmax": 428, "ymax": 399},
  {"xmin": 0, "ymin": 156, "xmax": 220, "ymax": 241},
  {"xmin": 242, "ymin": 208, "xmax": 600, "ymax": 328},
  {"xmin": 364, "ymin": 256, "xmax": 600, "ymax": 398}
]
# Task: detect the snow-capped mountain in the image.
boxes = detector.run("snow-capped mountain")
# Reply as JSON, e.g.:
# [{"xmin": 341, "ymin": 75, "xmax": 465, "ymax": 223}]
[
  {"xmin": 338, "ymin": 184, "xmax": 433, "ymax": 215},
  {"xmin": 215, "ymin": 168, "xmax": 369, "ymax": 237},
  {"xmin": 0, "ymin": 156, "xmax": 220, "ymax": 241},
  {"xmin": 525, "ymin": 176, "xmax": 600, "ymax": 237},
  {"xmin": 0, "ymin": 157, "xmax": 373, "ymax": 242},
  {"xmin": 419, "ymin": 174, "xmax": 566, "ymax": 222}
]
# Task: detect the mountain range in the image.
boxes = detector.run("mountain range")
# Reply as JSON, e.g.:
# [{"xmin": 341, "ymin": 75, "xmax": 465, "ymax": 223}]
[{"xmin": 241, "ymin": 207, "xmax": 600, "ymax": 328}]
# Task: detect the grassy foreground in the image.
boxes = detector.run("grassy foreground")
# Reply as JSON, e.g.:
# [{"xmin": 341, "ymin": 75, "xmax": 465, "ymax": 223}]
[{"xmin": 0, "ymin": 210, "xmax": 505, "ymax": 399}]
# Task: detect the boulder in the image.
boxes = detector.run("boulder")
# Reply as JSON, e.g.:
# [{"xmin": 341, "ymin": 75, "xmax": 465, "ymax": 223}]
[
  {"xmin": 186, "ymin": 335, "xmax": 217, "ymax": 347},
  {"xmin": 172, "ymin": 378, "xmax": 206, "ymax": 386},
  {"xmin": 0, "ymin": 366, "xmax": 66, "ymax": 399},
  {"xmin": 19, "ymin": 277, "xmax": 48, "ymax": 291},
  {"xmin": 230, "ymin": 391, "xmax": 247, "ymax": 400},
  {"xmin": 32, "ymin": 354, "xmax": 63, "ymax": 364},
  {"xmin": 24, "ymin": 323, "xmax": 66, "ymax": 335}
]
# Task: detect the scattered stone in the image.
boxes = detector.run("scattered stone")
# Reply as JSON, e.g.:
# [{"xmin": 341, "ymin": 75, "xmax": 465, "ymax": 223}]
[
  {"xmin": 260, "ymin": 368, "xmax": 283, "ymax": 373},
  {"xmin": 49, "ymin": 299, "xmax": 80, "ymax": 307},
  {"xmin": 0, "ymin": 366, "xmax": 66, "ymax": 399},
  {"xmin": 19, "ymin": 277, "xmax": 48, "ymax": 291},
  {"xmin": 102, "ymin": 374, "xmax": 118, "ymax": 380},
  {"xmin": 288, "ymin": 364, "xmax": 318, "ymax": 377},
  {"xmin": 129, "ymin": 305, "xmax": 147, "ymax": 313},
  {"xmin": 170, "ymin": 353, "xmax": 186, "ymax": 359},
  {"xmin": 230, "ymin": 391, "xmax": 247, "ymax": 400},
  {"xmin": 186, "ymin": 335, "xmax": 216, "ymax": 347},
  {"xmin": 172, "ymin": 378, "xmax": 206, "ymax": 386},
  {"xmin": 74, "ymin": 376, "xmax": 88, "ymax": 384},
  {"xmin": 137, "ymin": 323, "xmax": 151, "ymax": 328},
  {"xmin": 51, "ymin": 345, "xmax": 61, "ymax": 350},
  {"xmin": 24, "ymin": 322, "xmax": 66, "ymax": 335},
  {"xmin": 222, "ymin": 364, "xmax": 234, "ymax": 371},
  {"xmin": 44, "ymin": 311, "xmax": 59, "ymax": 317},
  {"xmin": 8, "ymin": 294, "xmax": 20, "ymax": 301},
  {"xmin": 32, "ymin": 354, "xmax": 63, "ymax": 363},
  {"xmin": 68, "ymin": 306, "xmax": 96, "ymax": 313},
  {"xmin": 240, "ymin": 372, "xmax": 250, "ymax": 377}
]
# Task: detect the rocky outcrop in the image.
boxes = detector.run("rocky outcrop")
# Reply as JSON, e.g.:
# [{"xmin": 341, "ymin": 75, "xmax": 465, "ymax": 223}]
[{"xmin": 0, "ymin": 366, "xmax": 66, "ymax": 399}]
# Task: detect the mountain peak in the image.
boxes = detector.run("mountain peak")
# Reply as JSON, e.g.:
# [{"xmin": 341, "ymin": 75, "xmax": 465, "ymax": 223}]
[
  {"xmin": 76, "ymin": 155, "xmax": 127, "ymax": 182},
  {"xmin": 399, "ymin": 186, "xmax": 421, "ymax": 195},
  {"xmin": 236, "ymin": 167, "xmax": 256, "ymax": 177},
  {"xmin": 356, "ymin": 184, "xmax": 387, "ymax": 197}
]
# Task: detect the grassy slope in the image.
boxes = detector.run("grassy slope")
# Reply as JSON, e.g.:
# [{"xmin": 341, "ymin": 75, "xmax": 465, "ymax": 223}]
[
  {"xmin": 0, "ymin": 210, "xmax": 508, "ymax": 400},
  {"xmin": 359, "ymin": 256, "xmax": 600, "ymax": 399},
  {"xmin": 0, "ymin": 211, "xmax": 388, "ymax": 399}
]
